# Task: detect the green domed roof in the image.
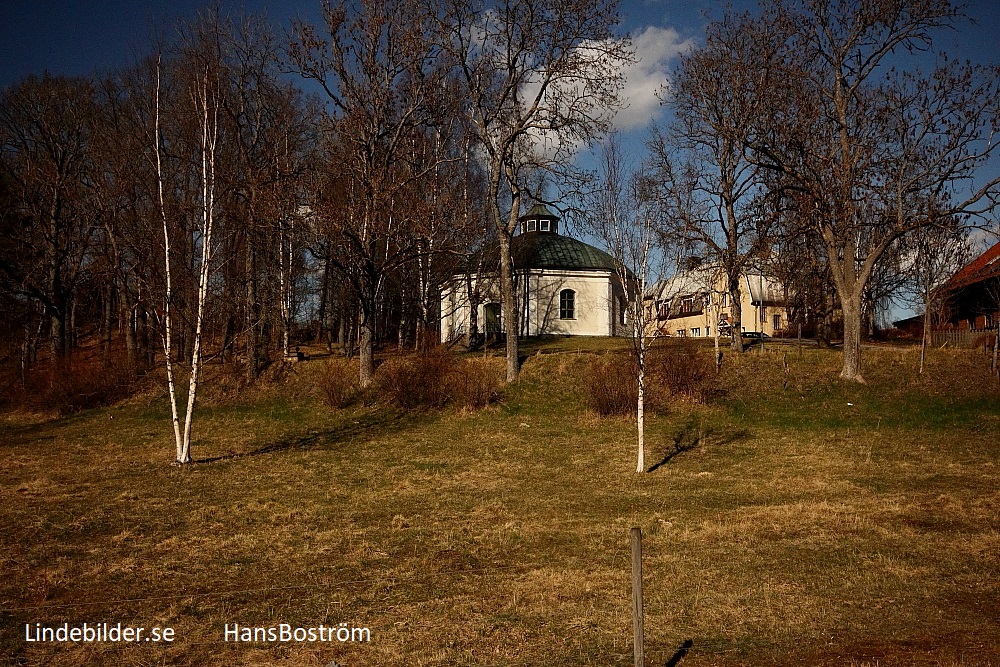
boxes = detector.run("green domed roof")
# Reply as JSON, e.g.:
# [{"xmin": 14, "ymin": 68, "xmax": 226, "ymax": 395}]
[{"xmin": 511, "ymin": 231, "xmax": 619, "ymax": 271}]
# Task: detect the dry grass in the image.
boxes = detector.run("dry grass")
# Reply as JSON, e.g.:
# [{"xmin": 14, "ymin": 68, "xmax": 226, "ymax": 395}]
[{"xmin": 1, "ymin": 343, "xmax": 999, "ymax": 666}]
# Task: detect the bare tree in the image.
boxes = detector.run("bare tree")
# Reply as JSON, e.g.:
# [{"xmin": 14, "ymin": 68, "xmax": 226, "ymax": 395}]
[
  {"xmin": 218, "ymin": 14, "xmax": 314, "ymax": 376},
  {"xmin": 906, "ymin": 216, "xmax": 971, "ymax": 373},
  {"xmin": 585, "ymin": 135, "xmax": 662, "ymax": 473},
  {"xmin": 650, "ymin": 11, "xmax": 782, "ymax": 354},
  {"xmin": 0, "ymin": 75, "xmax": 98, "ymax": 370},
  {"xmin": 438, "ymin": 0, "xmax": 632, "ymax": 382},
  {"xmin": 748, "ymin": 0, "xmax": 1000, "ymax": 381},
  {"xmin": 152, "ymin": 16, "xmax": 225, "ymax": 465},
  {"xmin": 290, "ymin": 0, "xmax": 449, "ymax": 387}
]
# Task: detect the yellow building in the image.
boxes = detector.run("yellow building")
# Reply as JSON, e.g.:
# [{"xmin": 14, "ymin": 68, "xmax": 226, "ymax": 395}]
[{"xmin": 645, "ymin": 265, "xmax": 789, "ymax": 339}]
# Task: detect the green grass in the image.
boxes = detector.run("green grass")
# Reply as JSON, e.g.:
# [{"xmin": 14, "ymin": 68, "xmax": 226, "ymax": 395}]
[{"xmin": 1, "ymin": 343, "xmax": 999, "ymax": 666}]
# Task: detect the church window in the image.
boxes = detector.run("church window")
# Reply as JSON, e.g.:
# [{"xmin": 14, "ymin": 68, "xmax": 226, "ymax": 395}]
[{"xmin": 560, "ymin": 289, "xmax": 575, "ymax": 320}]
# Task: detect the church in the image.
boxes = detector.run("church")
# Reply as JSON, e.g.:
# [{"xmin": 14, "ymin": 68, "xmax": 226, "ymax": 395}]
[{"xmin": 440, "ymin": 205, "xmax": 631, "ymax": 342}]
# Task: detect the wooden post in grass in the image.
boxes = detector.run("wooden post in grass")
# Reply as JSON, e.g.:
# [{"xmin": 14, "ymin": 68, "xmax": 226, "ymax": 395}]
[{"xmin": 631, "ymin": 526, "xmax": 644, "ymax": 667}]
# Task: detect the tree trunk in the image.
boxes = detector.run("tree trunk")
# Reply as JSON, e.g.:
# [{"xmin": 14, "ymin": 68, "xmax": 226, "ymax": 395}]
[
  {"xmin": 359, "ymin": 309, "xmax": 375, "ymax": 387},
  {"xmin": 337, "ymin": 311, "xmax": 346, "ymax": 355},
  {"xmin": 465, "ymin": 272, "xmax": 480, "ymax": 350},
  {"xmin": 141, "ymin": 309, "xmax": 155, "ymax": 371},
  {"xmin": 317, "ymin": 257, "xmax": 330, "ymax": 345},
  {"xmin": 636, "ymin": 359, "xmax": 645, "ymax": 474},
  {"xmin": 714, "ymin": 310, "xmax": 722, "ymax": 371},
  {"xmin": 498, "ymin": 230, "xmax": 519, "ymax": 383},
  {"xmin": 50, "ymin": 309, "xmax": 67, "ymax": 373},
  {"xmin": 840, "ymin": 294, "xmax": 865, "ymax": 382},
  {"xmin": 920, "ymin": 298, "xmax": 930, "ymax": 375},
  {"xmin": 728, "ymin": 272, "xmax": 743, "ymax": 353},
  {"xmin": 123, "ymin": 302, "xmax": 137, "ymax": 369},
  {"xmin": 101, "ymin": 286, "xmax": 114, "ymax": 367},
  {"xmin": 993, "ymin": 321, "xmax": 999, "ymax": 379},
  {"xmin": 246, "ymin": 245, "xmax": 261, "ymax": 380}
]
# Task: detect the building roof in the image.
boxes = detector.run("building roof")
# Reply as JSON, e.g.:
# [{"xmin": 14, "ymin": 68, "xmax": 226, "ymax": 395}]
[
  {"xmin": 646, "ymin": 264, "xmax": 785, "ymax": 306},
  {"xmin": 510, "ymin": 231, "xmax": 619, "ymax": 272},
  {"xmin": 941, "ymin": 240, "xmax": 1000, "ymax": 292},
  {"xmin": 519, "ymin": 203, "xmax": 560, "ymax": 223},
  {"xmin": 646, "ymin": 266, "xmax": 715, "ymax": 301},
  {"xmin": 471, "ymin": 230, "xmax": 620, "ymax": 273}
]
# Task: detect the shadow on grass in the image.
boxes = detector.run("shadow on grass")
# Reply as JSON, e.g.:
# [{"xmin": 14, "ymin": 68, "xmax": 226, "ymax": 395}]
[
  {"xmin": 665, "ymin": 639, "xmax": 694, "ymax": 666},
  {"xmin": 196, "ymin": 410, "xmax": 417, "ymax": 464},
  {"xmin": 647, "ymin": 422, "xmax": 749, "ymax": 472}
]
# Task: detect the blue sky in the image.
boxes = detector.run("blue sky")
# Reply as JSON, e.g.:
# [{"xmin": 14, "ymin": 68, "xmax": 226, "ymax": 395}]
[
  {"xmin": 2, "ymin": 0, "xmax": 997, "ymax": 147},
  {"xmin": 2, "ymin": 0, "xmax": 998, "ymax": 319}
]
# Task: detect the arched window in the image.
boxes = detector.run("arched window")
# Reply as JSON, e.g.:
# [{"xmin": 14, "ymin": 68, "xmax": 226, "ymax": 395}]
[{"xmin": 559, "ymin": 289, "xmax": 575, "ymax": 320}]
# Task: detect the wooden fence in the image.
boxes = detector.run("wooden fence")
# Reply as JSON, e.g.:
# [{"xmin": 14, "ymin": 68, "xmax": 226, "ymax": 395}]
[{"xmin": 930, "ymin": 329, "xmax": 997, "ymax": 347}]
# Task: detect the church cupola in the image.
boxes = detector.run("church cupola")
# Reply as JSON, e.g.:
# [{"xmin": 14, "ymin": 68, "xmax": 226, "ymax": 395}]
[{"xmin": 519, "ymin": 203, "xmax": 559, "ymax": 234}]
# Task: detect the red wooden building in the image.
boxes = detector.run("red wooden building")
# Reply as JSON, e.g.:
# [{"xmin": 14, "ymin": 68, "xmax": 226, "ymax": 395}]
[{"xmin": 934, "ymin": 241, "xmax": 1000, "ymax": 344}]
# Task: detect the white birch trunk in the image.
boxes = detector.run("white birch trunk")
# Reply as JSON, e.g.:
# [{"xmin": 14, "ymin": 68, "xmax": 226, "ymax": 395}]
[
  {"xmin": 178, "ymin": 70, "xmax": 218, "ymax": 464},
  {"xmin": 920, "ymin": 293, "xmax": 930, "ymax": 375},
  {"xmin": 713, "ymin": 291, "xmax": 721, "ymax": 371},
  {"xmin": 635, "ymin": 332, "xmax": 646, "ymax": 474},
  {"xmin": 279, "ymin": 216, "xmax": 291, "ymax": 358},
  {"xmin": 154, "ymin": 64, "xmax": 218, "ymax": 465},
  {"xmin": 154, "ymin": 58, "xmax": 186, "ymax": 464}
]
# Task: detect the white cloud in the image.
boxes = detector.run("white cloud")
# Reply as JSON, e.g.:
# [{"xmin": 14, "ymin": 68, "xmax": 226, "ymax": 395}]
[{"xmin": 613, "ymin": 26, "xmax": 693, "ymax": 131}]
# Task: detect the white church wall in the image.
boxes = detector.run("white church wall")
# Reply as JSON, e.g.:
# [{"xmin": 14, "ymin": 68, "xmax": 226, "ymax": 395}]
[
  {"xmin": 527, "ymin": 270, "xmax": 614, "ymax": 336},
  {"xmin": 439, "ymin": 269, "xmax": 621, "ymax": 341}
]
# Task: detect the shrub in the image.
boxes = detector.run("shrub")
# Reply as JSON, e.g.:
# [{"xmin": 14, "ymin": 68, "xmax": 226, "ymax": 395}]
[
  {"xmin": 449, "ymin": 358, "xmax": 504, "ymax": 410},
  {"xmin": 377, "ymin": 351, "xmax": 455, "ymax": 409},
  {"xmin": 376, "ymin": 352, "xmax": 503, "ymax": 411},
  {"xmin": 586, "ymin": 354, "xmax": 637, "ymax": 416},
  {"xmin": 1, "ymin": 355, "xmax": 142, "ymax": 415},
  {"xmin": 647, "ymin": 340, "xmax": 715, "ymax": 403},
  {"xmin": 319, "ymin": 357, "xmax": 360, "ymax": 408}
]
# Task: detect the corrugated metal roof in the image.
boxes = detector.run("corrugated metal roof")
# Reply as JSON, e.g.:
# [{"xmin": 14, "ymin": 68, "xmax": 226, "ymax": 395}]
[{"xmin": 942, "ymin": 240, "xmax": 1000, "ymax": 292}]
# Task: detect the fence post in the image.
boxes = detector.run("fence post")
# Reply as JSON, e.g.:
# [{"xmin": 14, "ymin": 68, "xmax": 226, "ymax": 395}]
[{"xmin": 631, "ymin": 526, "xmax": 644, "ymax": 667}]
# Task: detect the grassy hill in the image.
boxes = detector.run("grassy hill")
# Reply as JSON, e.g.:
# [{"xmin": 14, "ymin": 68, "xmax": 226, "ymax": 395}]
[{"xmin": 2, "ymin": 342, "xmax": 999, "ymax": 666}]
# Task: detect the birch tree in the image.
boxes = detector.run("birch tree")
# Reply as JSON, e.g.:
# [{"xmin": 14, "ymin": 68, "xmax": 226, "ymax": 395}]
[
  {"xmin": 153, "ymin": 32, "xmax": 222, "ymax": 464},
  {"xmin": 585, "ymin": 136, "xmax": 661, "ymax": 473}
]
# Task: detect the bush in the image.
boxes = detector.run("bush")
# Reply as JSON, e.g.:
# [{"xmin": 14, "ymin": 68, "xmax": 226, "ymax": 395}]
[
  {"xmin": 647, "ymin": 340, "xmax": 715, "ymax": 403},
  {"xmin": 586, "ymin": 354, "xmax": 637, "ymax": 416},
  {"xmin": 449, "ymin": 358, "xmax": 504, "ymax": 410},
  {"xmin": 1, "ymin": 355, "xmax": 142, "ymax": 415},
  {"xmin": 376, "ymin": 351, "xmax": 503, "ymax": 411},
  {"xmin": 378, "ymin": 353, "xmax": 453, "ymax": 409},
  {"xmin": 319, "ymin": 357, "xmax": 360, "ymax": 408}
]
